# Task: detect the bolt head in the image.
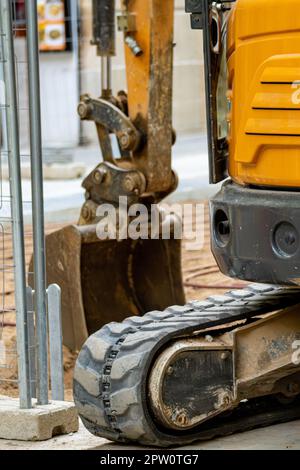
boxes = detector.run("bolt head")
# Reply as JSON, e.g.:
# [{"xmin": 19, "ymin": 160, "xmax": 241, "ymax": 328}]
[
  {"xmin": 215, "ymin": 392, "xmax": 232, "ymax": 410},
  {"xmin": 93, "ymin": 167, "xmax": 107, "ymax": 184},
  {"xmin": 205, "ymin": 335, "xmax": 213, "ymax": 343},
  {"xmin": 221, "ymin": 351, "xmax": 230, "ymax": 361},
  {"xmin": 123, "ymin": 174, "xmax": 141, "ymax": 194},
  {"xmin": 175, "ymin": 412, "xmax": 188, "ymax": 426},
  {"xmin": 78, "ymin": 102, "xmax": 93, "ymax": 119},
  {"xmin": 120, "ymin": 133, "xmax": 130, "ymax": 149},
  {"xmin": 123, "ymin": 176, "xmax": 135, "ymax": 192},
  {"xmin": 81, "ymin": 206, "xmax": 91, "ymax": 221},
  {"xmin": 119, "ymin": 129, "xmax": 135, "ymax": 150}
]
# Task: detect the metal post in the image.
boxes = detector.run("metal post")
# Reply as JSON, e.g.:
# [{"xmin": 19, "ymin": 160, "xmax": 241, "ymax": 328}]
[
  {"xmin": 69, "ymin": 0, "xmax": 81, "ymax": 146},
  {"xmin": 0, "ymin": 0, "xmax": 31, "ymax": 408},
  {"xmin": 26, "ymin": 286, "xmax": 36, "ymax": 398},
  {"xmin": 47, "ymin": 284, "xmax": 64, "ymax": 401},
  {"xmin": 101, "ymin": 56, "xmax": 112, "ymax": 95},
  {"xmin": 25, "ymin": 0, "xmax": 48, "ymax": 405},
  {"xmin": 0, "ymin": 48, "xmax": 8, "ymax": 153}
]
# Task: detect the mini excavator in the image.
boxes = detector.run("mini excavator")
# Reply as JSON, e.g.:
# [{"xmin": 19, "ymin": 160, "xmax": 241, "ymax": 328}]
[{"xmin": 49, "ymin": 0, "xmax": 300, "ymax": 446}]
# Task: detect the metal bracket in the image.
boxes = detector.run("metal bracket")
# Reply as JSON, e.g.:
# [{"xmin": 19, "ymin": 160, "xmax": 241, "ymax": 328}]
[
  {"xmin": 190, "ymin": 13, "xmax": 204, "ymax": 29},
  {"xmin": 78, "ymin": 94, "xmax": 142, "ymax": 162},
  {"xmin": 185, "ymin": 0, "xmax": 204, "ymax": 29},
  {"xmin": 117, "ymin": 13, "xmax": 137, "ymax": 33},
  {"xmin": 81, "ymin": 162, "xmax": 147, "ymax": 209}
]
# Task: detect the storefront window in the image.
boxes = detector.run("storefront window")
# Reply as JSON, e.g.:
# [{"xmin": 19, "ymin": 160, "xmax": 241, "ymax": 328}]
[
  {"xmin": 12, "ymin": 0, "xmax": 26, "ymax": 35},
  {"xmin": 38, "ymin": 0, "xmax": 67, "ymax": 51},
  {"xmin": 11, "ymin": 0, "xmax": 73, "ymax": 51}
]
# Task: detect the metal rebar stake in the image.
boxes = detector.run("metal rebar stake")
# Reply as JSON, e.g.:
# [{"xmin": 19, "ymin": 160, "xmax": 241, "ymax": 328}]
[
  {"xmin": 25, "ymin": 0, "xmax": 48, "ymax": 405},
  {"xmin": 0, "ymin": 0, "xmax": 31, "ymax": 409},
  {"xmin": 26, "ymin": 286, "xmax": 36, "ymax": 399},
  {"xmin": 47, "ymin": 284, "xmax": 64, "ymax": 401}
]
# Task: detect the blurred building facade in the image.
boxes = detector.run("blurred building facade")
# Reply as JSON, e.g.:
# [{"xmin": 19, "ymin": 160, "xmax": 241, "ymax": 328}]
[
  {"xmin": 10, "ymin": 0, "xmax": 206, "ymax": 156},
  {"xmin": 79, "ymin": 0, "xmax": 206, "ymax": 146}
]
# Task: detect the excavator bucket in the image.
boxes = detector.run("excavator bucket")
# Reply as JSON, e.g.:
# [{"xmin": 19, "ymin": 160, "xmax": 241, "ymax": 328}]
[
  {"xmin": 31, "ymin": 217, "xmax": 185, "ymax": 351},
  {"xmin": 27, "ymin": 0, "xmax": 186, "ymax": 351}
]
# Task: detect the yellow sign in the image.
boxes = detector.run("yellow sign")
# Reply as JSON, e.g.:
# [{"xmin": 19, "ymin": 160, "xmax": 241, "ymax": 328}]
[{"xmin": 37, "ymin": 0, "xmax": 66, "ymax": 51}]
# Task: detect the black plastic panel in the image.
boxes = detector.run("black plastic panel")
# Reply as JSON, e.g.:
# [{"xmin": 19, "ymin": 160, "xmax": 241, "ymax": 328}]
[{"xmin": 210, "ymin": 181, "xmax": 300, "ymax": 285}]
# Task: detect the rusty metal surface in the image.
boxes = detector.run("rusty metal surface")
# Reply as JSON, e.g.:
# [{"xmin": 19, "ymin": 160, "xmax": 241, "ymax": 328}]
[
  {"xmin": 123, "ymin": 0, "xmax": 175, "ymax": 194},
  {"xmin": 91, "ymin": 0, "xmax": 116, "ymax": 57},
  {"xmin": 148, "ymin": 305, "xmax": 300, "ymax": 432},
  {"xmin": 79, "ymin": 0, "xmax": 177, "ymax": 206},
  {"xmin": 78, "ymin": 95, "xmax": 142, "ymax": 158},
  {"xmin": 29, "ymin": 226, "xmax": 88, "ymax": 350},
  {"xmin": 149, "ymin": 338, "xmax": 234, "ymax": 431},
  {"xmin": 235, "ymin": 306, "xmax": 300, "ymax": 399},
  {"xmin": 36, "ymin": 0, "xmax": 184, "ymax": 352},
  {"xmin": 39, "ymin": 215, "xmax": 185, "ymax": 351},
  {"xmin": 81, "ymin": 162, "xmax": 146, "ymax": 207}
]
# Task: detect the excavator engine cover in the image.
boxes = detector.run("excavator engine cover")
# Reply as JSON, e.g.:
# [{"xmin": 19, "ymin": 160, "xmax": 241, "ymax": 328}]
[
  {"xmin": 206, "ymin": 0, "xmax": 300, "ymax": 285},
  {"xmin": 227, "ymin": 0, "xmax": 300, "ymax": 187}
]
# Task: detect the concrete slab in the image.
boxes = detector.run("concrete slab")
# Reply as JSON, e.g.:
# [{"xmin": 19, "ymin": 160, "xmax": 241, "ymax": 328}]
[
  {"xmin": 0, "ymin": 396, "xmax": 79, "ymax": 441},
  {"xmin": 0, "ymin": 419, "xmax": 299, "ymax": 450}
]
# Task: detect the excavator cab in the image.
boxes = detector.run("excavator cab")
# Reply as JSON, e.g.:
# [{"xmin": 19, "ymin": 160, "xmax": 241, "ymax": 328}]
[{"xmin": 36, "ymin": 0, "xmax": 185, "ymax": 350}]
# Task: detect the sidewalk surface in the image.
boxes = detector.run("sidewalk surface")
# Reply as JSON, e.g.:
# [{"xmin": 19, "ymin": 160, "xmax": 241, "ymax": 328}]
[
  {"xmin": 1, "ymin": 133, "xmax": 221, "ymax": 223},
  {"xmin": 0, "ymin": 418, "xmax": 299, "ymax": 450}
]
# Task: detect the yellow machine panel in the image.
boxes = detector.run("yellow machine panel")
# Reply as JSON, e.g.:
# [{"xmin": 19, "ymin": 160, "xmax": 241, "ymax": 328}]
[{"xmin": 227, "ymin": 0, "xmax": 300, "ymax": 187}]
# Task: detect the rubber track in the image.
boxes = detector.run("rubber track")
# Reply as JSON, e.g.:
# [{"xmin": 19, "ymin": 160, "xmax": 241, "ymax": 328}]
[{"xmin": 73, "ymin": 284, "xmax": 300, "ymax": 447}]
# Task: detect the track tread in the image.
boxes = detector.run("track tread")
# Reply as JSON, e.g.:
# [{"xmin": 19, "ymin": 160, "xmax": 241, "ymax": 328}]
[{"xmin": 74, "ymin": 284, "xmax": 300, "ymax": 447}]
